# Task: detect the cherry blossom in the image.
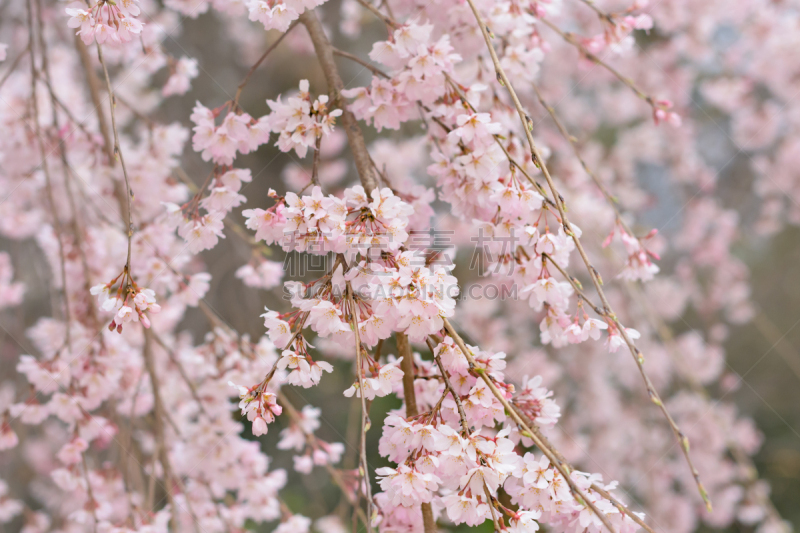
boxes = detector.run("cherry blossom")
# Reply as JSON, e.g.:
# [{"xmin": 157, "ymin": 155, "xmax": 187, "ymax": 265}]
[{"xmin": 0, "ymin": 0, "xmax": 792, "ymax": 531}]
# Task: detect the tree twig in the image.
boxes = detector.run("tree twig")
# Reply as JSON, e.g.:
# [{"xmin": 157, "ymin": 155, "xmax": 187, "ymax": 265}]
[{"xmin": 462, "ymin": 0, "xmax": 709, "ymax": 510}]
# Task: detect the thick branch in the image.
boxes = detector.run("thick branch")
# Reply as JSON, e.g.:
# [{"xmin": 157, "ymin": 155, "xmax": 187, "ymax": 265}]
[
  {"xmin": 396, "ymin": 332, "xmax": 436, "ymax": 532},
  {"xmin": 299, "ymin": 10, "xmax": 378, "ymax": 193}
]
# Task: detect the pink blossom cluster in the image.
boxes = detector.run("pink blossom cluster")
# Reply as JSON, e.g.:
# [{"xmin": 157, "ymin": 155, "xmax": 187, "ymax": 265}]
[
  {"xmin": 368, "ymin": 339, "xmax": 637, "ymax": 532},
  {"xmin": 191, "ymin": 104, "xmax": 271, "ymax": 166},
  {"xmin": 243, "ymin": 184, "xmax": 414, "ymax": 257},
  {"xmin": 247, "ymin": 0, "xmax": 327, "ymax": 32},
  {"xmin": 278, "ymin": 404, "xmax": 346, "ymax": 473},
  {"xmin": 343, "ymin": 22, "xmax": 461, "ymax": 131},
  {"xmin": 90, "ymin": 277, "xmax": 161, "ymax": 332},
  {"xmin": 163, "ymin": 57, "xmax": 199, "ymax": 97},
  {"xmin": 66, "ymin": 0, "xmax": 144, "ymax": 45},
  {"xmin": 267, "ymin": 80, "xmax": 343, "ymax": 157}
]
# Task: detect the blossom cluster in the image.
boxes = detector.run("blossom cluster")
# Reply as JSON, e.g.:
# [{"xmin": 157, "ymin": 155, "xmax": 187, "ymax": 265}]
[
  {"xmin": 247, "ymin": 0, "xmax": 327, "ymax": 32},
  {"xmin": 90, "ymin": 277, "xmax": 161, "ymax": 332},
  {"xmin": 191, "ymin": 104, "xmax": 271, "ymax": 166},
  {"xmin": 267, "ymin": 79, "xmax": 343, "ymax": 157},
  {"xmin": 343, "ymin": 22, "xmax": 461, "ymax": 131},
  {"xmin": 66, "ymin": 0, "xmax": 144, "ymax": 45},
  {"xmin": 369, "ymin": 338, "xmax": 638, "ymax": 532},
  {"xmin": 243, "ymin": 184, "xmax": 414, "ymax": 257}
]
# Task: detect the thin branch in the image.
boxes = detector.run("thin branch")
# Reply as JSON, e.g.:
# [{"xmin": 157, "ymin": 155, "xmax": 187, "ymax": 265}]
[
  {"xmin": 441, "ymin": 317, "xmax": 618, "ymax": 533},
  {"xmin": 27, "ymin": 0, "xmax": 72, "ymax": 350},
  {"xmin": 74, "ymin": 36, "xmax": 114, "ymax": 164},
  {"xmin": 332, "ymin": 48, "xmax": 389, "ymax": 78},
  {"xmin": 512, "ymin": 409, "xmax": 657, "ymax": 533},
  {"xmin": 81, "ymin": 455, "xmax": 100, "ymax": 532},
  {"xmin": 483, "ymin": 483, "xmax": 501, "ymax": 532},
  {"xmin": 278, "ymin": 390, "xmax": 371, "ymax": 529},
  {"xmin": 538, "ymin": 17, "xmax": 665, "ymax": 111},
  {"xmin": 353, "ymin": 0, "xmax": 397, "ymax": 29},
  {"xmin": 345, "ymin": 281, "xmax": 373, "ymax": 532},
  {"xmin": 173, "ymin": 166, "xmax": 272, "ymax": 258},
  {"xmin": 462, "ymin": 0, "xmax": 709, "ymax": 510},
  {"xmin": 753, "ymin": 310, "xmax": 800, "ymax": 383},
  {"xmin": 150, "ymin": 331, "xmax": 211, "ymax": 418},
  {"xmin": 233, "ymin": 21, "xmax": 298, "ymax": 110},
  {"xmin": 528, "ymin": 79, "xmax": 636, "ymax": 237},
  {"xmin": 426, "ymin": 337, "xmax": 470, "ymax": 435},
  {"xmin": 0, "ymin": 42, "xmax": 30, "ymax": 90},
  {"xmin": 95, "ymin": 41, "xmax": 135, "ymax": 275},
  {"xmin": 142, "ymin": 330, "xmax": 178, "ymax": 530},
  {"xmin": 442, "ymin": 73, "xmax": 557, "ymax": 208}
]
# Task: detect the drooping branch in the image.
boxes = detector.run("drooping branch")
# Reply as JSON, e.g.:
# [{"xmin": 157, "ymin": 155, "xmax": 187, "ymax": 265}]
[
  {"xmin": 441, "ymin": 317, "xmax": 618, "ymax": 533},
  {"xmin": 461, "ymin": 0, "xmax": 710, "ymax": 511},
  {"xmin": 142, "ymin": 330, "xmax": 177, "ymax": 529},
  {"xmin": 278, "ymin": 390, "xmax": 371, "ymax": 528},
  {"xmin": 232, "ymin": 20, "xmax": 298, "ymax": 110},
  {"xmin": 26, "ymin": 0, "xmax": 72, "ymax": 350},
  {"xmin": 345, "ymin": 281, "xmax": 374, "ymax": 533},
  {"xmin": 527, "ymin": 79, "xmax": 636, "ymax": 237},
  {"xmin": 94, "ymin": 41, "xmax": 135, "ymax": 274}
]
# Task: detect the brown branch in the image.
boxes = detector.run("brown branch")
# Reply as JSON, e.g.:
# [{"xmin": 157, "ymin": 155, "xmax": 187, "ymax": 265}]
[
  {"xmin": 233, "ymin": 21, "xmax": 298, "ymax": 110},
  {"xmin": 94, "ymin": 41, "xmax": 135, "ymax": 275},
  {"xmin": 278, "ymin": 390, "xmax": 371, "ymax": 528},
  {"xmin": 173, "ymin": 167, "xmax": 272, "ymax": 258},
  {"xmin": 300, "ymin": 10, "xmax": 378, "ymax": 194},
  {"xmin": 426, "ymin": 337, "xmax": 470, "ymax": 435},
  {"xmin": 81, "ymin": 455, "xmax": 100, "ymax": 531},
  {"xmin": 483, "ymin": 483, "xmax": 501, "ymax": 531},
  {"xmin": 513, "ymin": 409, "xmax": 657, "ymax": 533},
  {"xmin": 528, "ymin": 79, "xmax": 636, "ymax": 237},
  {"xmin": 150, "ymin": 331, "xmax": 210, "ymax": 419},
  {"xmin": 332, "ymin": 48, "xmax": 390, "ymax": 78},
  {"xmin": 353, "ymin": 0, "xmax": 397, "ymax": 28},
  {"xmin": 74, "ymin": 37, "xmax": 114, "ymax": 164},
  {"xmin": 27, "ymin": 0, "xmax": 72, "ymax": 350},
  {"xmin": 753, "ymin": 310, "xmax": 800, "ymax": 383},
  {"xmin": 538, "ymin": 17, "xmax": 663, "ymax": 111},
  {"xmin": 441, "ymin": 73, "xmax": 556, "ymax": 208},
  {"xmin": 311, "ymin": 135, "xmax": 322, "ymax": 186},
  {"xmin": 0, "ymin": 42, "xmax": 30, "ymax": 90},
  {"xmin": 33, "ymin": 0, "xmax": 103, "ymax": 332},
  {"xmin": 142, "ymin": 330, "xmax": 177, "ymax": 530},
  {"xmin": 396, "ymin": 332, "xmax": 436, "ymax": 533}
]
